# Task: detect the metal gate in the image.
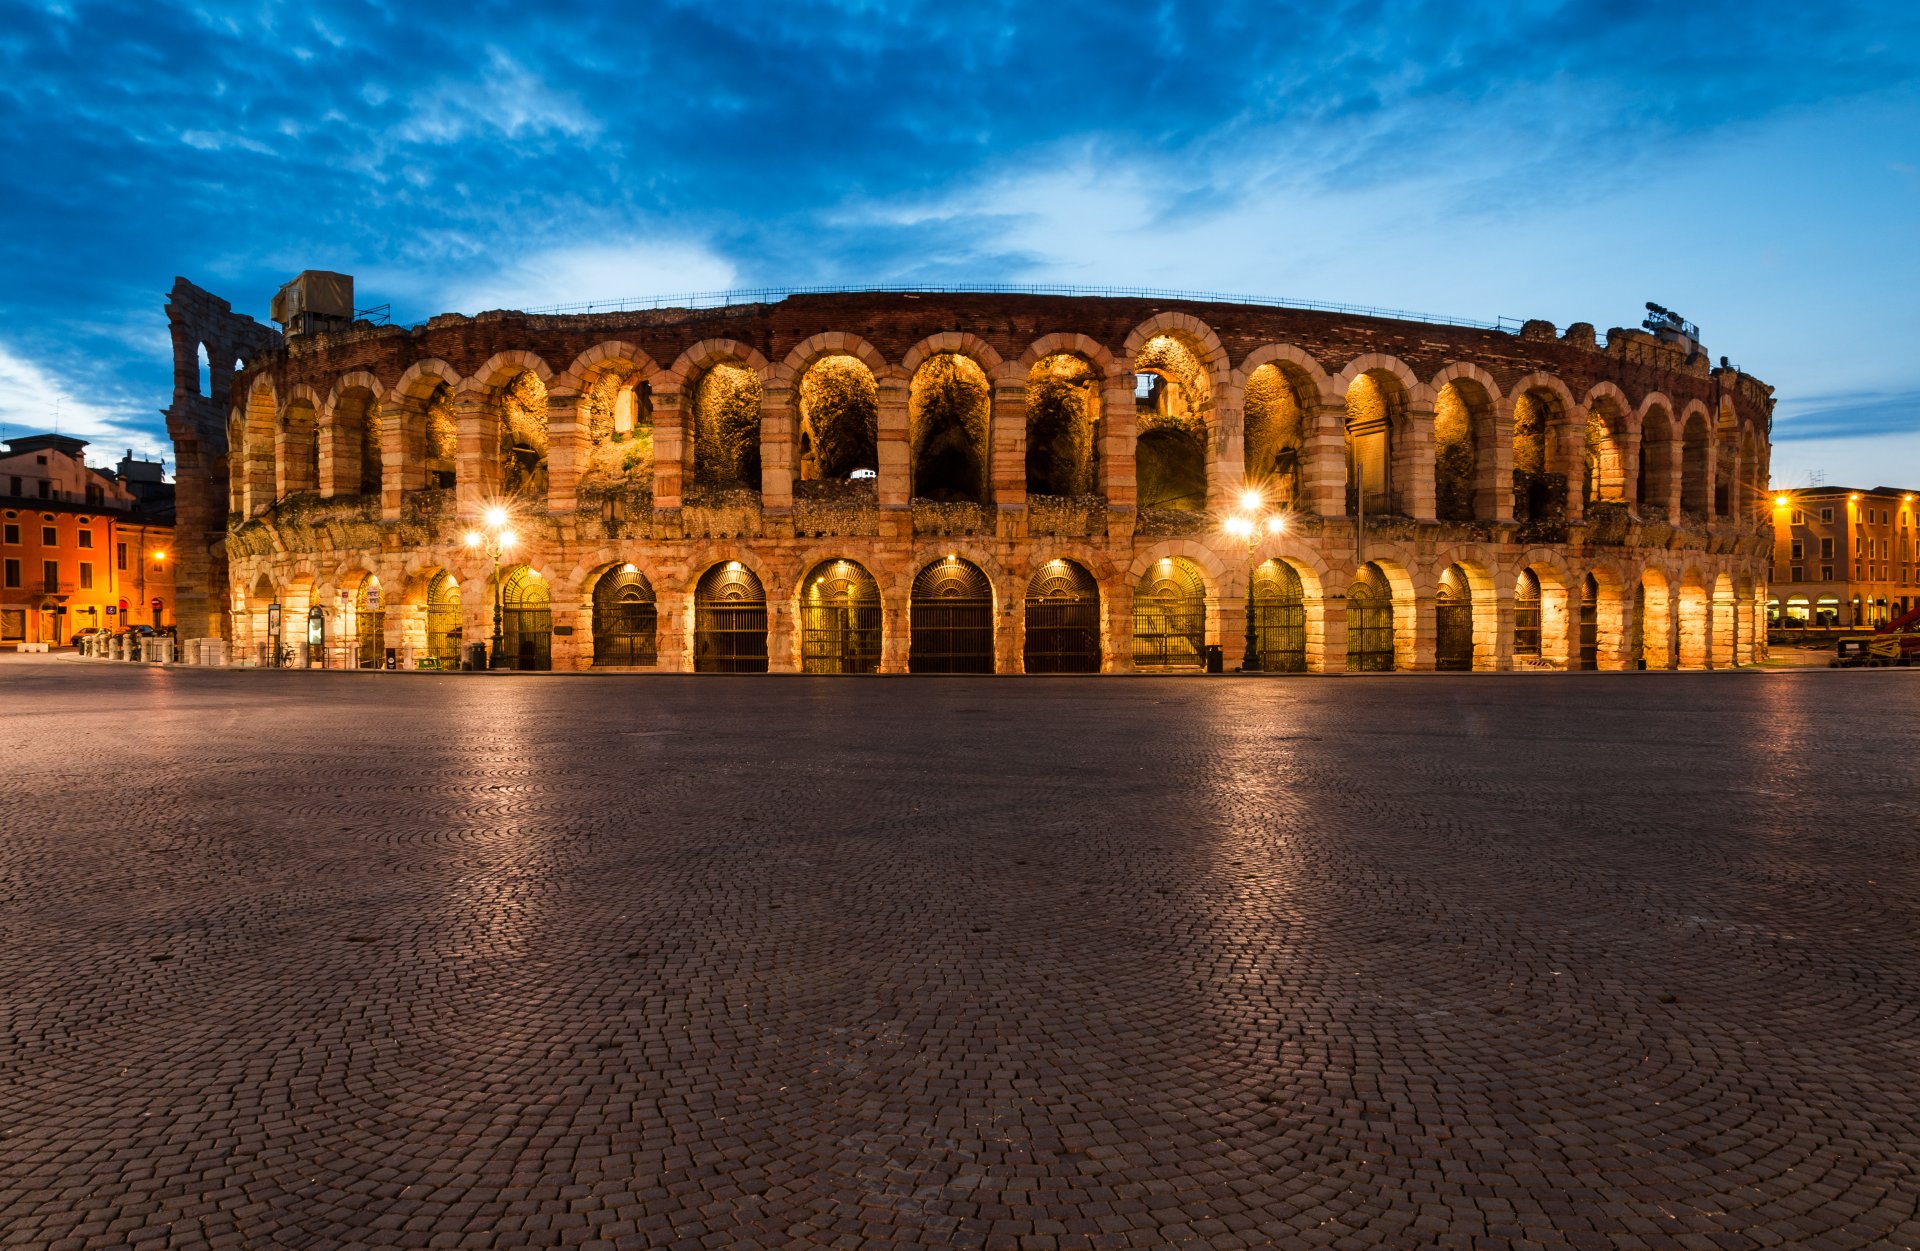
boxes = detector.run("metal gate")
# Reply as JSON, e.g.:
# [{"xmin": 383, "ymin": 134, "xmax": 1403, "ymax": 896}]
[
  {"xmin": 425, "ymin": 570, "xmax": 462, "ymax": 669},
  {"xmin": 1346, "ymin": 564, "xmax": 1394, "ymax": 671},
  {"xmin": 1435, "ymin": 566, "xmax": 1473, "ymax": 671},
  {"xmin": 355, "ymin": 579, "xmax": 385, "ymax": 669},
  {"xmin": 1577, "ymin": 575, "xmax": 1599, "ymax": 670},
  {"xmin": 500, "ymin": 566, "xmax": 552, "ymax": 671},
  {"xmin": 1513, "ymin": 570, "xmax": 1542, "ymax": 659},
  {"xmin": 1133, "ymin": 557, "xmax": 1206, "ymax": 670},
  {"xmin": 1023, "ymin": 559, "xmax": 1100, "ymax": 673},
  {"xmin": 910, "ymin": 557, "xmax": 994, "ymax": 672},
  {"xmin": 695, "ymin": 562, "xmax": 768, "ymax": 673},
  {"xmin": 1252, "ymin": 560, "xmax": 1307, "ymax": 672},
  {"xmin": 802, "ymin": 559, "xmax": 882, "ymax": 674},
  {"xmin": 1630, "ymin": 583, "xmax": 1646, "ymax": 669},
  {"xmin": 593, "ymin": 568, "xmax": 658, "ymax": 666}
]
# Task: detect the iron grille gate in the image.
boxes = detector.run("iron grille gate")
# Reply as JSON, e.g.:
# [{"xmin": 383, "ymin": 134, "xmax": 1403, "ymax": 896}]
[
  {"xmin": 593, "ymin": 569, "xmax": 658, "ymax": 666},
  {"xmin": 1252, "ymin": 561, "xmax": 1307, "ymax": 672},
  {"xmin": 1346, "ymin": 566, "xmax": 1394, "ymax": 671},
  {"xmin": 802, "ymin": 560, "xmax": 882, "ymax": 674},
  {"xmin": 1435, "ymin": 568, "xmax": 1473, "ymax": 671},
  {"xmin": 1023, "ymin": 559, "xmax": 1100, "ymax": 673},
  {"xmin": 910, "ymin": 559, "xmax": 994, "ymax": 673},
  {"xmin": 500, "ymin": 567, "xmax": 552, "ymax": 671},
  {"xmin": 425, "ymin": 571, "xmax": 462, "ymax": 669},
  {"xmin": 1630, "ymin": 584, "xmax": 1646, "ymax": 668},
  {"xmin": 695, "ymin": 563, "xmax": 769, "ymax": 673},
  {"xmin": 1133, "ymin": 558, "xmax": 1206, "ymax": 670},
  {"xmin": 1513, "ymin": 573, "xmax": 1542, "ymax": 659},
  {"xmin": 1578, "ymin": 576, "xmax": 1599, "ymax": 670}
]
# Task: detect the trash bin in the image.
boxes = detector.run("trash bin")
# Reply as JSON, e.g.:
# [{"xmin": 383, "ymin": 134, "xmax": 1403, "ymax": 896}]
[
  {"xmin": 384, "ymin": 647, "xmax": 397, "ymax": 670},
  {"xmin": 464, "ymin": 641, "xmax": 489, "ymax": 671},
  {"xmin": 1204, "ymin": 644, "xmax": 1225, "ymax": 674}
]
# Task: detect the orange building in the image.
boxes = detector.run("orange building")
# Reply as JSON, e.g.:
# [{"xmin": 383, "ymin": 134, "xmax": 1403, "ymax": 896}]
[
  {"xmin": 0, "ymin": 434, "xmax": 175, "ymax": 648},
  {"xmin": 1769, "ymin": 486, "xmax": 1918, "ymax": 628}
]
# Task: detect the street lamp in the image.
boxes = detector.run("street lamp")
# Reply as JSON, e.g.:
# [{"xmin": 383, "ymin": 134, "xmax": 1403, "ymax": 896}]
[
  {"xmin": 464, "ymin": 506, "xmax": 516, "ymax": 670},
  {"xmin": 1223, "ymin": 488, "xmax": 1288, "ymax": 672}
]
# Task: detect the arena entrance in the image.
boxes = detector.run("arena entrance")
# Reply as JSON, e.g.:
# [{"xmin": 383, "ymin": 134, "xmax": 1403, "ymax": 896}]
[
  {"xmin": 1514, "ymin": 570, "xmax": 1542, "ymax": 662},
  {"xmin": 1435, "ymin": 565, "xmax": 1473, "ymax": 671},
  {"xmin": 1346, "ymin": 563, "xmax": 1394, "ymax": 671},
  {"xmin": 695, "ymin": 563, "xmax": 769, "ymax": 673},
  {"xmin": 425, "ymin": 571, "xmax": 462, "ymax": 670},
  {"xmin": 1578, "ymin": 574, "xmax": 1600, "ymax": 670},
  {"xmin": 593, "ymin": 567, "xmax": 658, "ymax": 666},
  {"xmin": 499, "ymin": 567, "xmax": 552, "ymax": 671},
  {"xmin": 910, "ymin": 557, "xmax": 994, "ymax": 673},
  {"xmin": 1023, "ymin": 559, "xmax": 1101, "ymax": 673},
  {"xmin": 354, "ymin": 576, "xmax": 385, "ymax": 668},
  {"xmin": 1252, "ymin": 559, "xmax": 1307, "ymax": 672},
  {"xmin": 1133, "ymin": 557, "xmax": 1207, "ymax": 670},
  {"xmin": 801, "ymin": 559, "xmax": 882, "ymax": 674}
]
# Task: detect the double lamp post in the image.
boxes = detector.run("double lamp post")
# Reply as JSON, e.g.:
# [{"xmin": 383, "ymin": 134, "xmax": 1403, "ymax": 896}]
[
  {"xmin": 1222, "ymin": 488, "xmax": 1288, "ymax": 672},
  {"xmin": 463, "ymin": 506, "xmax": 516, "ymax": 670}
]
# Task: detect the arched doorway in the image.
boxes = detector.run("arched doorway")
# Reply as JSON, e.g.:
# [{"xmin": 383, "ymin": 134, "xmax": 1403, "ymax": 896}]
[
  {"xmin": 498, "ymin": 567, "xmax": 552, "ymax": 671},
  {"xmin": 1435, "ymin": 565, "xmax": 1473, "ymax": 671},
  {"xmin": 1133, "ymin": 557, "xmax": 1207, "ymax": 670},
  {"xmin": 910, "ymin": 557, "xmax": 995, "ymax": 672},
  {"xmin": 425, "ymin": 571, "xmax": 461, "ymax": 670},
  {"xmin": 354, "ymin": 576, "xmax": 385, "ymax": 669},
  {"xmin": 694, "ymin": 562, "xmax": 769, "ymax": 673},
  {"xmin": 1514, "ymin": 570, "xmax": 1542, "ymax": 663},
  {"xmin": 1023, "ymin": 558, "xmax": 1101, "ymax": 673},
  {"xmin": 593, "ymin": 567, "xmax": 658, "ymax": 666},
  {"xmin": 1251, "ymin": 560, "xmax": 1307, "ymax": 672},
  {"xmin": 1346, "ymin": 563, "xmax": 1394, "ymax": 672},
  {"xmin": 801, "ymin": 559, "xmax": 882, "ymax": 674},
  {"xmin": 1577, "ymin": 574, "xmax": 1599, "ymax": 670},
  {"xmin": 1630, "ymin": 581, "xmax": 1647, "ymax": 670}
]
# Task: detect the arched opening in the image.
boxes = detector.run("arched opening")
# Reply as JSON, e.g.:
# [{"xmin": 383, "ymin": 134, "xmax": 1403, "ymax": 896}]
[
  {"xmin": 494, "ymin": 566, "xmax": 552, "ymax": 671},
  {"xmin": 797, "ymin": 355, "xmax": 879, "ymax": 484},
  {"xmin": 909, "ymin": 354, "xmax": 990, "ymax": 503},
  {"xmin": 1346, "ymin": 563, "xmax": 1394, "ymax": 672},
  {"xmin": 1630, "ymin": 580, "xmax": 1647, "ymax": 668},
  {"xmin": 332, "ymin": 387, "xmax": 382, "ymax": 499},
  {"xmin": 1244, "ymin": 364, "xmax": 1311, "ymax": 511},
  {"xmin": 353, "ymin": 574, "xmax": 385, "ymax": 668},
  {"xmin": 1738, "ymin": 429, "xmax": 1763, "ymax": 525},
  {"xmin": 424, "ymin": 381, "xmax": 458, "ymax": 491},
  {"xmin": 1252, "ymin": 559, "xmax": 1307, "ymax": 672},
  {"xmin": 909, "ymin": 556, "xmax": 994, "ymax": 673},
  {"xmin": 1132, "ymin": 556, "xmax": 1207, "ymax": 671},
  {"xmin": 196, "ymin": 343, "xmax": 212, "ymax": 398},
  {"xmin": 1681, "ymin": 414, "xmax": 1712, "ymax": 517},
  {"xmin": 691, "ymin": 362, "xmax": 763, "ymax": 495},
  {"xmin": 1511, "ymin": 389, "xmax": 1566, "ymax": 523},
  {"xmin": 592, "ymin": 566, "xmax": 658, "ymax": 667},
  {"xmin": 1435, "ymin": 565, "xmax": 1473, "ymax": 671},
  {"xmin": 1024, "ymin": 354, "xmax": 1101, "ymax": 500},
  {"xmin": 243, "ymin": 384, "xmax": 276, "ymax": 515},
  {"xmin": 1135, "ymin": 335, "xmax": 1211, "ymax": 515},
  {"xmin": 1345, "ymin": 372, "xmax": 1403, "ymax": 518},
  {"xmin": 694, "ymin": 562, "xmax": 768, "ymax": 673},
  {"xmin": 1577, "ymin": 574, "xmax": 1600, "ymax": 670},
  {"xmin": 1711, "ymin": 573, "xmax": 1737, "ymax": 667},
  {"xmin": 1514, "ymin": 569, "xmax": 1543, "ymax": 662},
  {"xmin": 279, "ymin": 398, "xmax": 318, "ymax": 499},
  {"xmin": 1433, "ymin": 380, "xmax": 1485, "ymax": 522},
  {"xmin": 497, "ymin": 371, "xmax": 549, "ymax": 502},
  {"xmin": 1023, "ymin": 558, "xmax": 1101, "ymax": 673},
  {"xmin": 1677, "ymin": 573, "xmax": 1708, "ymax": 669},
  {"xmin": 800, "ymin": 558, "xmax": 882, "ymax": 674},
  {"xmin": 425, "ymin": 570, "xmax": 462, "ymax": 669},
  {"xmin": 1584, "ymin": 402, "xmax": 1626, "ymax": 509},
  {"xmin": 1639, "ymin": 570, "xmax": 1672, "ymax": 669},
  {"xmin": 580, "ymin": 368, "xmax": 653, "ymax": 516},
  {"xmin": 1637, "ymin": 406, "xmax": 1676, "ymax": 519}
]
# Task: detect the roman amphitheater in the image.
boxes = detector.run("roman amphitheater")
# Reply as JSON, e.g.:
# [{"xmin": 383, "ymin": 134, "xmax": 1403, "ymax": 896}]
[{"xmin": 162, "ymin": 280, "xmax": 1773, "ymax": 674}]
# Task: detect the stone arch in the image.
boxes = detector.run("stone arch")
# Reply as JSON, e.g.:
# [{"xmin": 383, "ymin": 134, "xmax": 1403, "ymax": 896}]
[
  {"xmin": 572, "ymin": 348, "xmax": 659, "ymax": 510},
  {"xmin": 908, "ymin": 553, "xmax": 997, "ymax": 672},
  {"xmin": 790, "ymin": 556, "xmax": 884, "ymax": 674},
  {"xmin": 1014, "ymin": 332, "xmax": 1121, "ymax": 379},
  {"xmin": 1636, "ymin": 398, "xmax": 1678, "ymax": 521},
  {"xmin": 1131, "ymin": 320, "xmax": 1226, "ymax": 514},
  {"xmin": 1132, "ymin": 553, "xmax": 1211, "ymax": 671},
  {"xmin": 1737, "ymin": 424, "xmax": 1765, "ymax": 525},
  {"xmin": 691, "ymin": 556, "xmax": 771, "ymax": 673},
  {"xmin": 1121, "ymin": 313, "xmax": 1229, "ymax": 396},
  {"xmin": 321, "ymin": 371, "xmax": 385, "ymax": 499},
  {"xmin": 1518, "ymin": 555, "xmax": 1574, "ymax": 668},
  {"xmin": 899, "ymin": 331, "xmax": 1004, "ymax": 381},
  {"xmin": 588, "ymin": 560, "xmax": 659, "ymax": 667},
  {"xmin": 1677, "ymin": 567, "xmax": 1710, "ymax": 669},
  {"xmin": 551, "ymin": 341, "xmax": 664, "ymax": 397},
  {"xmin": 1711, "ymin": 571, "xmax": 1737, "ymax": 668},
  {"xmin": 1584, "ymin": 564, "xmax": 1629, "ymax": 671},
  {"xmin": 1680, "ymin": 402, "xmax": 1713, "ymax": 517},
  {"xmin": 465, "ymin": 363, "xmax": 552, "ymax": 504},
  {"xmin": 389, "ymin": 359, "xmax": 464, "ymax": 496},
  {"xmin": 1240, "ymin": 350, "xmax": 1324, "ymax": 513},
  {"xmin": 1637, "ymin": 566, "xmax": 1673, "ymax": 670},
  {"xmin": 679, "ymin": 350, "xmax": 766, "ymax": 496},
  {"xmin": 908, "ymin": 350, "xmax": 993, "ymax": 504},
  {"xmin": 1339, "ymin": 360, "xmax": 1414, "ymax": 518},
  {"xmin": 795, "ymin": 353, "xmax": 881, "ymax": 483},
  {"xmin": 239, "ymin": 376, "xmax": 278, "ymax": 516},
  {"xmin": 1509, "ymin": 373, "xmax": 1577, "ymax": 523},
  {"xmin": 1582, "ymin": 384, "xmax": 1631, "ymax": 509},
  {"xmin": 1024, "ymin": 350, "xmax": 1103, "ymax": 500},
  {"xmin": 1430, "ymin": 366, "xmax": 1499, "ymax": 522}
]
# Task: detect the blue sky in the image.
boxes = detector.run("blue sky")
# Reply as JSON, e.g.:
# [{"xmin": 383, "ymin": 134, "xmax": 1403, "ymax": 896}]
[{"xmin": 1, "ymin": 0, "xmax": 1916, "ymax": 487}]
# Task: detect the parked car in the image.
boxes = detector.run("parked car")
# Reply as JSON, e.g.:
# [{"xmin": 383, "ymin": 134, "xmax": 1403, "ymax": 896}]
[
  {"xmin": 69, "ymin": 627, "xmax": 107, "ymax": 646},
  {"xmin": 117, "ymin": 624, "xmax": 157, "ymax": 638}
]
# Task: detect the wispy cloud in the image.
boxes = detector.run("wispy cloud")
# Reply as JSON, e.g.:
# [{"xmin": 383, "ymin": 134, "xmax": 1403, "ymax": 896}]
[
  {"xmin": 0, "ymin": 342, "xmax": 168, "ymax": 463},
  {"xmin": 1773, "ymin": 389, "xmax": 1920, "ymax": 441}
]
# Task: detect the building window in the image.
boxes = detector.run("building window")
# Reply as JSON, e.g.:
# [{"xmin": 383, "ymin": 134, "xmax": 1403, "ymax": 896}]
[
  {"xmin": 1792, "ymin": 510, "xmax": 1804, "ymax": 524},
  {"xmin": 37, "ymin": 481, "xmax": 49, "ymax": 499},
  {"xmin": 6, "ymin": 476, "xmax": 17, "ymax": 496},
  {"xmin": 1821, "ymin": 538, "xmax": 1834, "ymax": 559},
  {"xmin": 41, "ymin": 560, "xmax": 58, "ymax": 592},
  {"xmin": 2, "ymin": 558, "xmax": 17, "ymax": 588},
  {"xmin": 1790, "ymin": 565, "xmax": 1803, "ymax": 581},
  {"xmin": 1822, "ymin": 565, "xmax": 1833, "ymax": 580},
  {"xmin": 2, "ymin": 523, "xmax": 15, "ymax": 544},
  {"xmin": 1821, "ymin": 507, "xmax": 1833, "ymax": 522},
  {"xmin": 79, "ymin": 563, "xmax": 92, "ymax": 589},
  {"xmin": 117, "ymin": 542, "xmax": 127, "ymax": 570},
  {"xmin": 1790, "ymin": 539, "xmax": 1803, "ymax": 560},
  {"xmin": 77, "ymin": 529, "xmax": 92, "ymax": 549},
  {"xmin": 41, "ymin": 526, "xmax": 56, "ymax": 546}
]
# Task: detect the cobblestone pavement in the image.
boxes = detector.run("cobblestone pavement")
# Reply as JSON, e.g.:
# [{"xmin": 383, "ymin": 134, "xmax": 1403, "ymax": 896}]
[{"xmin": 4, "ymin": 656, "xmax": 1920, "ymax": 1251}]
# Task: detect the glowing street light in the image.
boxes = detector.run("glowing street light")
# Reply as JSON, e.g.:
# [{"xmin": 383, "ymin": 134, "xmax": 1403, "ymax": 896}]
[
  {"xmin": 464, "ymin": 509, "xmax": 517, "ymax": 669},
  {"xmin": 1223, "ymin": 488, "xmax": 1289, "ymax": 672}
]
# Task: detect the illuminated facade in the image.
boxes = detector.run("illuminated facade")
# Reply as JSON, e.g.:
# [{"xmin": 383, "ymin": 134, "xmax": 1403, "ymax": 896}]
[
  {"xmin": 164, "ymin": 281, "xmax": 1775, "ymax": 672},
  {"xmin": 1769, "ymin": 486, "xmax": 1918, "ymax": 628}
]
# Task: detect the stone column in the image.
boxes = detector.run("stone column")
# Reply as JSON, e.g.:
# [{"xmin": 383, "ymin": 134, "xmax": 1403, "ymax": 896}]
[
  {"xmin": 1663, "ymin": 440, "xmax": 1683, "ymax": 524},
  {"xmin": 1211, "ymin": 397, "xmax": 1245, "ymax": 504},
  {"xmin": 878, "ymin": 592, "xmax": 911, "ymax": 674},
  {"xmin": 1320, "ymin": 591, "xmax": 1349, "ymax": 673},
  {"xmin": 876, "ymin": 377, "xmax": 910, "ymax": 513},
  {"xmin": 1408, "ymin": 592, "xmax": 1436, "ymax": 672},
  {"xmin": 990, "ymin": 379, "xmax": 1026, "ymax": 516},
  {"xmin": 1101, "ymin": 379, "xmax": 1138, "ymax": 510},
  {"xmin": 652, "ymin": 389, "xmax": 685, "ymax": 511},
  {"xmin": 1490, "ymin": 586, "xmax": 1515, "ymax": 671},
  {"xmin": 1485, "ymin": 406, "xmax": 1514, "ymax": 522},
  {"xmin": 760, "ymin": 385, "xmax": 795, "ymax": 514},
  {"xmin": 379, "ymin": 399, "xmax": 417, "ymax": 523},
  {"xmin": 1106, "ymin": 580, "xmax": 1135, "ymax": 674},
  {"xmin": 454, "ymin": 387, "xmax": 493, "ymax": 516},
  {"xmin": 1402, "ymin": 401, "xmax": 1436, "ymax": 522},
  {"xmin": 1304, "ymin": 403, "xmax": 1348, "ymax": 518},
  {"xmin": 546, "ymin": 395, "xmax": 583, "ymax": 513}
]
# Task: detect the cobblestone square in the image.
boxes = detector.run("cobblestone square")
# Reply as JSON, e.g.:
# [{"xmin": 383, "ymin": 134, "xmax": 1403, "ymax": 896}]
[{"xmin": 3, "ymin": 658, "xmax": 1918, "ymax": 1250}]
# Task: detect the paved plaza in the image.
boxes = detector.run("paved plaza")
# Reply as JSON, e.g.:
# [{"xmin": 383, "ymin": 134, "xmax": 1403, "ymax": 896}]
[{"xmin": 2, "ymin": 656, "xmax": 1918, "ymax": 1251}]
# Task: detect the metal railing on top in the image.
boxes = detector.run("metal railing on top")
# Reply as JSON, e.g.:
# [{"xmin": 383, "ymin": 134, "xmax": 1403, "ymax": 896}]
[{"xmin": 502, "ymin": 283, "xmax": 1513, "ymax": 331}]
